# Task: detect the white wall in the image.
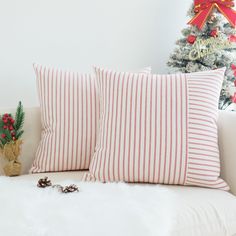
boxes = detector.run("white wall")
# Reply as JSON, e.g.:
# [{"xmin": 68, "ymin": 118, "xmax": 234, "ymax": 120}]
[{"xmin": 0, "ymin": 0, "xmax": 191, "ymax": 107}]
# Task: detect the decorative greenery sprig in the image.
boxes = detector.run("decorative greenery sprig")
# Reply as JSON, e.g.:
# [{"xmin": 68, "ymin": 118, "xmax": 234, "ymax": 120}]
[
  {"xmin": 0, "ymin": 102, "xmax": 25, "ymax": 147},
  {"xmin": 14, "ymin": 101, "xmax": 25, "ymax": 139}
]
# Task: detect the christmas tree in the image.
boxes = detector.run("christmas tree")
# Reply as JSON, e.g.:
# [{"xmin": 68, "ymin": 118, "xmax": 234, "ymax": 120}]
[{"xmin": 167, "ymin": 0, "xmax": 236, "ymax": 109}]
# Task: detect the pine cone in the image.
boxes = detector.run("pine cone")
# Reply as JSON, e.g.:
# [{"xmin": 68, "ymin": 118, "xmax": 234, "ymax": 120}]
[
  {"xmin": 37, "ymin": 177, "xmax": 52, "ymax": 188},
  {"xmin": 62, "ymin": 184, "xmax": 79, "ymax": 193}
]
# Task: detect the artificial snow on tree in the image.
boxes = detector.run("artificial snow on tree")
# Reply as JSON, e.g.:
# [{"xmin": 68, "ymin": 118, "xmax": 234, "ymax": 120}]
[{"xmin": 167, "ymin": 0, "xmax": 236, "ymax": 109}]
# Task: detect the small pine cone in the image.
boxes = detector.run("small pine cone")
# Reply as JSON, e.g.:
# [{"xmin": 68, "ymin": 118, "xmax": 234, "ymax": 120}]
[
  {"xmin": 37, "ymin": 177, "xmax": 52, "ymax": 188},
  {"xmin": 62, "ymin": 184, "xmax": 79, "ymax": 193}
]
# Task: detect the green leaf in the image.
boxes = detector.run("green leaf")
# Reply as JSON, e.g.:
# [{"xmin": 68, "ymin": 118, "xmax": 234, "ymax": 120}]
[
  {"xmin": 15, "ymin": 130, "xmax": 24, "ymax": 139},
  {"xmin": 14, "ymin": 101, "xmax": 25, "ymax": 132},
  {"xmin": 0, "ymin": 138, "xmax": 5, "ymax": 147},
  {"xmin": 2, "ymin": 129, "xmax": 12, "ymax": 142},
  {"xmin": 0, "ymin": 137, "xmax": 7, "ymax": 146},
  {"xmin": 0, "ymin": 116, "xmax": 4, "ymax": 132}
]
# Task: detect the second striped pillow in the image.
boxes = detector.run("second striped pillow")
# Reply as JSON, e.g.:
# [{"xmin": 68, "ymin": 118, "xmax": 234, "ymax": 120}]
[{"xmin": 87, "ymin": 67, "xmax": 229, "ymax": 190}]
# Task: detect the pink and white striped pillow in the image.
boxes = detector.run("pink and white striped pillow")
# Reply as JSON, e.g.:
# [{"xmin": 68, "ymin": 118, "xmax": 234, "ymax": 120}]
[
  {"xmin": 30, "ymin": 64, "xmax": 151, "ymax": 173},
  {"xmin": 87, "ymin": 67, "xmax": 229, "ymax": 190}
]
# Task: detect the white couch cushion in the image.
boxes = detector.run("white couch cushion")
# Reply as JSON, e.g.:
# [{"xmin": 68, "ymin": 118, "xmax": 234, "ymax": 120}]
[
  {"xmin": 17, "ymin": 170, "xmax": 87, "ymax": 182},
  {"xmin": 218, "ymin": 111, "xmax": 236, "ymax": 196}
]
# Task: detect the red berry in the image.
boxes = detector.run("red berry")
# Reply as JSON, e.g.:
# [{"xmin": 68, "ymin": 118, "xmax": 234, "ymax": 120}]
[
  {"xmin": 232, "ymin": 92, "xmax": 236, "ymax": 103},
  {"xmin": 210, "ymin": 29, "xmax": 218, "ymax": 37},
  {"xmin": 11, "ymin": 132, "xmax": 15, "ymax": 137},
  {"xmin": 3, "ymin": 113, "xmax": 9, "ymax": 118},
  {"xmin": 2, "ymin": 118, "xmax": 7, "ymax": 124},
  {"xmin": 187, "ymin": 35, "xmax": 197, "ymax": 44},
  {"xmin": 12, "ymin": 137, "xmax": 16, "ymax": 141},
  {"xmin": 234, "ymin": 80, "xmax": 236, "ymax": 87},
  {"xmin": 232, "ymin": 64, "xmax": 236, "ymax": 70},
  {"xmin": 9, "ymin": 126, "xmax": 14, "ymax": 131},
  {"xmin": 11, "ymin": 119, "xmax": 15, "ymax": 124},
  {"xmin": 1, "ymin": 134, "xmax": 6, "ymax": 139},
  {"xmin": 229, "ymin": 35, "xmax": 236, "ymax": 42}
]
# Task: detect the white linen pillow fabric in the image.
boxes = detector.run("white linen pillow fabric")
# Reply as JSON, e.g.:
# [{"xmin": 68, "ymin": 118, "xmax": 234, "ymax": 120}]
[
  {"xmin": 87, "ymin": 67, "xmax": 229, "ymax": 190},
  {"xmin": 30, "ymin": 64, "xmax": 151, "ymax": 173}
]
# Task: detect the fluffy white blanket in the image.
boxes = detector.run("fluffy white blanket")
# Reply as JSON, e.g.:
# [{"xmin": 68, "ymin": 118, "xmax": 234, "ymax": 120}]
[{"xmin": 0, "ymin": 177, "xmax": 236, "ymax": 236}]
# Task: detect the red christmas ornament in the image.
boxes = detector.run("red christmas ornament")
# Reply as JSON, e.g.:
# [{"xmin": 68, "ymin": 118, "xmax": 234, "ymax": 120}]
[
  {"xmin": 232, "ymin": 92, "xmax": 236, "ymax": 103},
  {"xmin": 229, "ymin": 34, "xmax": 236, "ymax": 42},
  {"xmin": 187, "ymin": 35, "xmax": 197, "ymax": 44},
  {"xmin": 210, "ymin": 29, "xmax": 218, "ymax": 37},
  {"xmin": 1, "ymin": 134, "xmax": 6, "ymax": 139},
  {"xmin": 231, "ymin": 64, "xmax": 236, "ymax": 77}
]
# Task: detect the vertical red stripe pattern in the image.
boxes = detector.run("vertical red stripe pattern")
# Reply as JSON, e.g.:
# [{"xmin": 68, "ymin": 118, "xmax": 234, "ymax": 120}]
[
  {"xmin": 30, "ymin": 64, "xmax": 100, "ymax": 172},
  {"xmin": 88, "ymin": 67, "xmax": 229, "ymax": 190},
  {"xmin": 31, "ymin": 64, "xmax": 151, "ymax": 173}
]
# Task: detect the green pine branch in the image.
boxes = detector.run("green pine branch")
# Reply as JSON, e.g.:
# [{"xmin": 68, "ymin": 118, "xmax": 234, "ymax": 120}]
[
  {"xmin": 14, "ymin": 101, "xmax": 25, "ymax": 137},
  {"xmin": 0, "ymin": 116, "xmax": 4, "ymax": 131},
  {"xmin": 15, "ymin": 130, "xmax": 24, "ymax": 140}
]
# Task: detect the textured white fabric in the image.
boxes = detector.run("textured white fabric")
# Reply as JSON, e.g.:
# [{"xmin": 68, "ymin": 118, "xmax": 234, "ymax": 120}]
[
  {"xmin": 0, "ymin": 178, "xmax": 235, "ymax": 236},
  {"xmin": 17, "ymin": 170, "xmax": 88, "ymax": 182},
  {"xmin": 89, "ymin": 67, "xmax": 228, "ymax": 190},
  {"xmin": 218, "ymin": 110, "xmax": 236, "ymax": 196}
]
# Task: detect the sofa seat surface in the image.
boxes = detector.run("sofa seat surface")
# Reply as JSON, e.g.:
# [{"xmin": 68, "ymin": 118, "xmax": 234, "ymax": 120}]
[
  {"xmin": 0, "ymin": 175, "xmax": 236, "ymax": 236},
  {"xmin": 17, "ymin": 170, "xmax": 88, "ymax": 182}
]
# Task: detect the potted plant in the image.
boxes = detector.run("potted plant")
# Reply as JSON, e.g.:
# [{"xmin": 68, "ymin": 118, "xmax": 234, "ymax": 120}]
[{"xmin": 0, "ymin": 102, "xmax": 25, "ymax": 176}]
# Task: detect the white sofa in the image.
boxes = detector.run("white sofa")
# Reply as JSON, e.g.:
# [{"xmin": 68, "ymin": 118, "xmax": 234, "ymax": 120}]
[
  {"xmin": 0, "ymin": 107, "xmax": 236, "ymax": 195},
  {"xmin": 1, "ymin": 107, "xmax": 236, "ymax": 236}
]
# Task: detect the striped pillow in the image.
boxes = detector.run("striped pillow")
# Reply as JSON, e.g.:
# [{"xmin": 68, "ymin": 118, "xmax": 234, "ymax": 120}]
[
  {"xmin": 87, "ymin": 67, "xmax": 229, "ymax": 190},
  {"xmin": 30, "ymin": 64, "xmax": 151, "ymax": 173}
]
